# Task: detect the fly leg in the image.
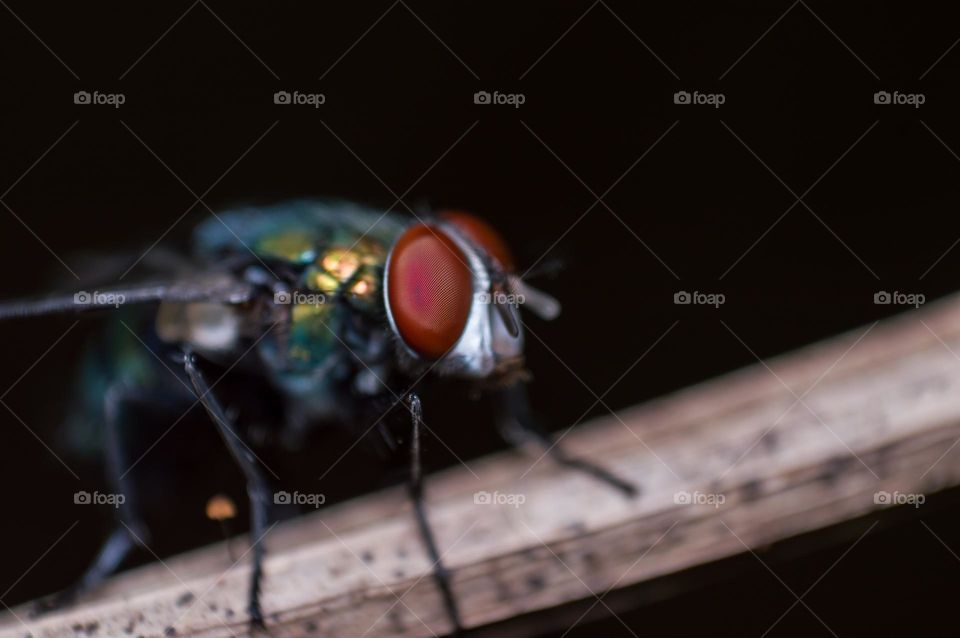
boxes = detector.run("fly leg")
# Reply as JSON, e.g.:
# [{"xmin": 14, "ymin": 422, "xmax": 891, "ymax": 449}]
[
  {"xmin": 32, "ymin": 386, "xmax": 155, "ymax": 616},
  {"xmin": 405, "ymin": 393, "xmax": 463, "ymax": 636},
  {"xmin": 182, "ymin": 351, "xmax": 271, "ymax": 630},
  {"xmin": 495, "ymin": 381, "xmax": 637, "ymax": 498}
]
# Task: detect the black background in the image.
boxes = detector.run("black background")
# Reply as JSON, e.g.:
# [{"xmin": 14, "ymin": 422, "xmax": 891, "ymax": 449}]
[{"xmin": 2, "ymin": 2, "xmax": 960, "ymax": 636}]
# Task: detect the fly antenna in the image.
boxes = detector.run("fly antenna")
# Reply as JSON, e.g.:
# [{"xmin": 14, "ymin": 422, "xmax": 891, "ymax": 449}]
[{"xmin": 509, "ymin": 275, "xmax": 561, "ymax": 321}]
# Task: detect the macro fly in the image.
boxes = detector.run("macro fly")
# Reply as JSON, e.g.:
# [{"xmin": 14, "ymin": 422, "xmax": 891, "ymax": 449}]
[{"xmin": 1, "ymin": 200, "xmax": 635, "ymax": 633}]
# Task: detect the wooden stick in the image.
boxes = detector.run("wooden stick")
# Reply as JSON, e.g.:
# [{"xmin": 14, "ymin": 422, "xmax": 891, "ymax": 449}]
[{"xmin": 7, "ymin": 296, "xmax": 960, "ymax": 637}]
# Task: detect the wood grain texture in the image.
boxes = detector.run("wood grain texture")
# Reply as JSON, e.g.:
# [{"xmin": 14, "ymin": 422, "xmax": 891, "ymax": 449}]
[{"xmin": 6, "ymin": 296, "xmax": 960, "ymax": 637}]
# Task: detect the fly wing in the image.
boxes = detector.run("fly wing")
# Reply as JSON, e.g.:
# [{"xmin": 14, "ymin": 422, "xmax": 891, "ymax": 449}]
[{"xmin": 0, "ymin": 272, "xmax": 256, "ymax": 320}]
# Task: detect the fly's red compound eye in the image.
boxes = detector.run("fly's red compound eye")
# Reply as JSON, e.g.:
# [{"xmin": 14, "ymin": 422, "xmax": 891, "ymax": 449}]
[
  {"xmin": 387, "ymin": 224, "xmax": 473, "ymax": 359},
  {"xmin": 440, "ymin": 210, "xmax": 515, "ymax": 272}
]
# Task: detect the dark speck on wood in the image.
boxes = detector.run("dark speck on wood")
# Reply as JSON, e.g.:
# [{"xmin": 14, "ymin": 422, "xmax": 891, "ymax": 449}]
[
  {"xmin": 762, "ymin": 429, "xmax": 779, "ymax": 452},
  {"xmin": 304, "ymin": 620, "xmax": 318, "ymax": 633},
  {"xmin": 821, "ymin": 455, "xmax": 855, "ymax": 485},
  {"xmin": 224, "ymin": 608, "xmax": 235, "ymax": 618},
  {"xmin": 387, "ymin": 608, "xmax": 405, "ymax": 634},
  {"xmin": 582, "ymin": 552, "xmax": 600, "ymax": 570},
  {"xmin": 741, "ymin": 479, "xmax": 762, "ymax": 502},
  {"xmin": 494, "ymin": 577, "xmax": 511, "ymax": 602},
  {"xmin": 870, "ymin": 442, "xmax": 897, "ymax": 477},
  {"xmin": 164, "ymin": 626, "xmax": 177, "ymax": 636},
  {"xmin": 527, "ymin": 574, "xmax": 546, "ymax": 591},
  {"xmin": 361, "ymin": 550, "xmax": 374, "ymax": 563},
  {"xmin": 175, "ymin": 592, "xmax": 195, "ymax": 607}
]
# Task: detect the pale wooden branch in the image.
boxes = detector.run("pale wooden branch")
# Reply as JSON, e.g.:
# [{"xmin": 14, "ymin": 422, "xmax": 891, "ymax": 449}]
[{"xmin": 7, "ymin": 295, "xmax": 960, "ymax": 637}]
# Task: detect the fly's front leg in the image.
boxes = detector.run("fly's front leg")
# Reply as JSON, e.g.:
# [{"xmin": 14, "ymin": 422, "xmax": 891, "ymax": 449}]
[
  {"xmin": 182, "ymin": 351, "xmax": 271, "ymax": 630},
  {"xmin": 496, "ymin": 381, "xmax": 637, "ymax": 498},
  {"xmin": 405, "ymin": 393, "xmax": 463, "ymax": 635}
]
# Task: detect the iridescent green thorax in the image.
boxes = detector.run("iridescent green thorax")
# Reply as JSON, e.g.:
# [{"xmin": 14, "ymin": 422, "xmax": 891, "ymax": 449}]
[
  {"xmin": 255, "ymin": 230, "xmax": 319, "ymax": 265},
  {"xmin": 284, "ymin": 238, "xmax": 388, "ymax": 370},
  {"xmin": 192, "ymin": 200, "xmax": 406, "ymax": 373}
]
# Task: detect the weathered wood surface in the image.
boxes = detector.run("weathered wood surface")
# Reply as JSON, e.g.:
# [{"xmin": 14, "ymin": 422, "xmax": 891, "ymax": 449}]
[{"xmin": 6, "ymin": 295, "xmax": 960, "ymax": 637}]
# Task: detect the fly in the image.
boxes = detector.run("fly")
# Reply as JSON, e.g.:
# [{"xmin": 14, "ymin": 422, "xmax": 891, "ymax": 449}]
[{"xmin": 0, "ymin": 199, "xmax": 636, "ymax": 633}]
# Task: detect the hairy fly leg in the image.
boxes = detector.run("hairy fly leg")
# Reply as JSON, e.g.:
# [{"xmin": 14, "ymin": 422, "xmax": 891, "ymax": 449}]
[
  {"xmin": 182, "ymin": 351, "xmax": 271, "ymax": 630},
  {"xmin": 495, "ymin": 382, "xmax": 637, "ymax": 498},
  {"xmin": 404, "ymin": 393, "xmax": 463, "ymax": 635}
]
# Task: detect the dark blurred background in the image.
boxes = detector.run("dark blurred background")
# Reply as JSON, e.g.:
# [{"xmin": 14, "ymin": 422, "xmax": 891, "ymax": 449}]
[{"xmin": 2, "ymin": 1, "xmax": 960, "ymax": 635}]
